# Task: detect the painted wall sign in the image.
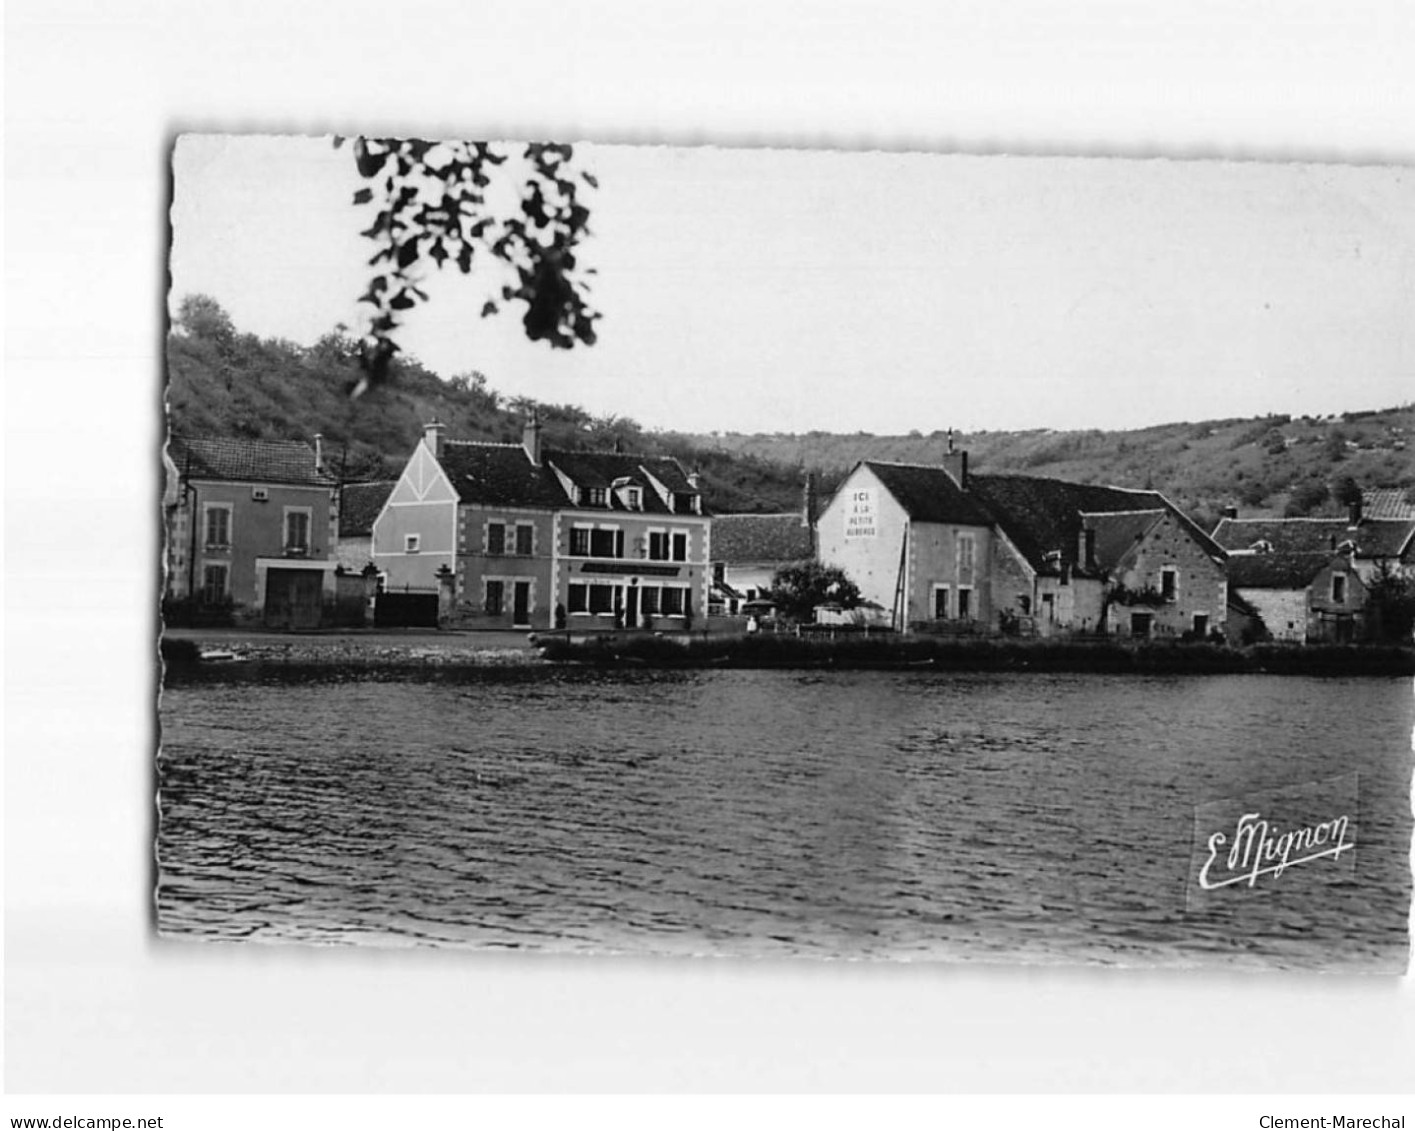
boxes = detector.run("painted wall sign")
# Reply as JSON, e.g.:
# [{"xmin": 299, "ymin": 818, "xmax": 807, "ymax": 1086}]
[{"xmin": 845, "ymin": 488, "xmax": 877, "ymax": 538}]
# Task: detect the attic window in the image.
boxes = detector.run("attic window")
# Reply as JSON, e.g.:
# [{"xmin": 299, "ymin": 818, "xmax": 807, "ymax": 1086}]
[
  {"xmin": 1160, "ymin": 568, "xmax": 1177, "ymax": 601},
  {"xmin": 1332, "ymin": 574, "xmax": 1347, "ymax": 604},
  {"xmin": 626, "ymin": 487, "xmax": 642, "ymax": 509},
  {"xmin": 673, "ymin": 492, "xmax": 697, "ymax": 514},
  {"xmin": 587, "ymin": 488, "xmax": 607, "ymax": 507}
]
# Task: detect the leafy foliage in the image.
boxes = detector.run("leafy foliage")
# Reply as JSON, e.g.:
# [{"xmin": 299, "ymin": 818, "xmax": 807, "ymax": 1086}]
[
  {"xmin": 767, "ymin": 561, "xmax": 862, "ymax": 623},
  {"xmin": 338, "ymin": 137, "xmax": 599, "ymax": 388}
]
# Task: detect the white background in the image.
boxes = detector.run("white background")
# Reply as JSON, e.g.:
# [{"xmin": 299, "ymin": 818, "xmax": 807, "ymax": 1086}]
[{"xmin": 6, "ymin": 0, "xmax": 1415, "ymax": 1093}]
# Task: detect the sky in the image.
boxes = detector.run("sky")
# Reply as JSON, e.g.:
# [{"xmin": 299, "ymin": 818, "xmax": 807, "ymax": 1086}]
[{"xmin": 170, "ymin": 135, "xmax": 1415, "ymax": 436}]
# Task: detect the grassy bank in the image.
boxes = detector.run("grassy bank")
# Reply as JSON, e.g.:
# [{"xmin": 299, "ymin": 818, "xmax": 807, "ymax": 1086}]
[
  {"xmin": 159, "ymin": 634, "xmax": 1415, "ymax": 682},
  {"xmin": 535, "ymin": 633, "xmax": 1415, "ymax": 676}
]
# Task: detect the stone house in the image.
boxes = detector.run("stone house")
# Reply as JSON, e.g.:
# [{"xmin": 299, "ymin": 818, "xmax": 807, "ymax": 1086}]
[
  {"xmin": 164, "ymin": 436, "xmax": 340, "ymax": 628},
  {"xmin": 1224, "ymin": 550, "xmax": 1370, "ymax": 643},
  {"xmin": 1212, "ymin": 506, "xmax": 1415, "ymax": 585},
  {"xmin": 816, "ymin": 442, "xmax": 1227, "ymax": 637},
  {"xmin": 371, "ymin": 420, "xmax": 711, "ymax": 630}
]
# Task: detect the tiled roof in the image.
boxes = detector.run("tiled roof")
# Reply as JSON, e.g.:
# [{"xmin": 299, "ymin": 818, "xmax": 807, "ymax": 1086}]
[
  {"xmin": 435, "ymin": 442, "xmax": 704, "ymax": 514},
  {"xmin": 968, "ymin": 474, "xmax": 1213, "ymax": 574},
  {"xmin": 439, "ymin": 442, "xmax": 570, "ymax": 508},
  {"xmin": 861, "ymin": 462, "xmax": 995, "ymax": 526},
  {"xmin": 547, "ymin": 450, "xmax": 702, "ymax": 513},
  {"xmin": 1363, "ymin": 488, "xmax": 1415, "ymax": 520},
  {"xmin": 1080, "ymin": 509, "xmax": 1167, "ymax": 572},
  {"xmin": 1227, "ymin": 551, "xmax": 1333, "ymax": 590},
  {"xmin": 1212, "ymin": 517, "xmax": 1415, "ymax": 560},
  {"xmin": 712, "ymin": 514, "xmax": 814, "ymax": 564},
  {"xmin": 338, "ymin": 481, "xmax": 396, "ymax": 537},
  {"xmin": 168, "ymin": 437, "xmax": 335, "ymax": 486}
]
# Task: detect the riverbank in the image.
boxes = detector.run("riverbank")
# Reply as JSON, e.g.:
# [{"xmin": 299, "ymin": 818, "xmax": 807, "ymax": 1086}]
[{"xmin": 161, "ymin": 630, "xmax": 1415, "ymax": 681}]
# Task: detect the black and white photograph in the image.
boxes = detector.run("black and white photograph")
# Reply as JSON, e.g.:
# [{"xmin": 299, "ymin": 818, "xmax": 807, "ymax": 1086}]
[{"xmin": 157, "ymin": 136, "xmax": 1414, "ymax": 973}]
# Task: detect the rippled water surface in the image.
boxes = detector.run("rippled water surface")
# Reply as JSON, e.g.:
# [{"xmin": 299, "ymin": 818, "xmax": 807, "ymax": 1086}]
[{"xmin": 157, "ymin": 671, "xmax": 1413, "ymax": 970}]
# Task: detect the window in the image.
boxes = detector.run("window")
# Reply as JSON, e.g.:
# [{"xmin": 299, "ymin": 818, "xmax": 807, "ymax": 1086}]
[
  {"xmin": 203, "ymin": 505, "xmax": 231, "ymax": 549},
  {"xmin": 648, "ymin": 531, "xmax": 669, "ymax": 561},
  {"xmin": 933, "ymin": 586, "xmax": 950, "ymax": 619},
  {"xmin": 957, "ymin": 587, "xmax": 972, "ymax": 620},
  {"xmin": 405, "ymin": 534, "xmax": 421, "ymax": 553},
  {"xmin": 589, "ymin": 528, "xmax": 619, "ymax": 558},
  {"xmin": 200, "ymin": 564, "xmax": 228, "ymax": 604},
  {"xmin": 284, "ymin": 509, "xmax": 311, "ymax": 553},
  {"xmin": 626, "ymin": 487, "xmax": 642, "ymax": 509},
  {"xmin": 957, "ymin": 534, "xmax": 976, "ymax": 584},
  {"xmin": 486, "ymin": 522, "xmax": 506, "ymax": 555},
  {"xmin": 587, "ymin": 488, "xmax": 607, "ymax": 508},
  {"xmin": 1131, "ymin": 612, "xmax": 1153, "ymax": 637},
  {"xmin": 640, "ymin": 586, "xmax": 660, "ymax": 614},
  {"xmin": 1332, "ymin": 574, "xmax": 1347, "ymax": 604},
  {"xmin": 1160, "ymin": 568, "xmax": 1177, "ymax": 601},
  {"xmin": 1018, "ymin": 595, "xmax": 1031, "ymax": 615},
  {"xmin": 661, "ymin": 587, "xmax": 685, "ymax": 616},
  {"xmin": 671, "ymin": 532, "xmax": 688, "ymax": 562},
  {"xmin": 1192, "ymin": 614, "xmax": 1210, "ymax": 636},
  {"xmin": 485, "ymin": 580, "xmax": 504, "ymax": 616},
  {"xmin": 570, "ymin": 527, "xmax": 590, "ymax": 556},
  {"xmin": 588, "ymin": 583, "xmax": 615, "ymax": 614},
  {"xmin": 673, "ymin": 492, "xmax": 696, "ymax": 514},
  {"xmin": 515, "ymin": 524, "xmax": 533, "ymax": 556},
  {"xmin": 567, "ymin": 584, "xmax": 588, "ymax": 613}
]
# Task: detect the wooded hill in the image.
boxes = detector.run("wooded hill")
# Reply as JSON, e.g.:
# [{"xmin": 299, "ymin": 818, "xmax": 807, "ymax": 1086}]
[{"xmin": 167, "ymin": 295, "xmax": 1414, "ymax": 528}]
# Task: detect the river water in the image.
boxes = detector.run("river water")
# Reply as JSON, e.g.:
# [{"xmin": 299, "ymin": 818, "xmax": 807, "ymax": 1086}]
[{"xmin": 156, "ymin": 670, "xmax": 1413, "ymax": 971}]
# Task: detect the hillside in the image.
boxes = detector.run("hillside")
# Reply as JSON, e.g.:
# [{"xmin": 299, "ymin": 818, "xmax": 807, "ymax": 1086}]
[
  {"xmin": 167, "ymin": 295, "xmax": 1414, "ymax": 527},
  {"xmin": 164, "ymin": 296, "xmax": 808, "ymax": 513}
]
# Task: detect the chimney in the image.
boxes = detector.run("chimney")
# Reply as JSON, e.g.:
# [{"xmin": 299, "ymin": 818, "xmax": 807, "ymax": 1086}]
[
  {"xmin": 313, "ymin": 433, "xmax": 324, "ymax": 473},
  {"xmin": 522, "ymin": 411, "xmax": 543, "ymax": 466},
  {"xmin": 942, "ymin": 446, "xmax": 968, "ymax": 490},
  {"xmin": 687, "ymin": 468, "xmax": 702, "ymax": 491},
  {"xmin": 802, "ymin": 471, "xmax": 818, "ymax": 529},
  {"xmin": 423, "ymin": 420, "xmax": 445, "ymax": 458},
  {"xmin": 1221, "ymin": 505, "xmax": 1238, "ymax": 520},
  {"xmin": 1348, "ymin": 498, "xmax": 1363, "ymax": 528}
]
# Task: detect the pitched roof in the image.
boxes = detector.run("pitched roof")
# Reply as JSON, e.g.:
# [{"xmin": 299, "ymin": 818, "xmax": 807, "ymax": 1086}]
[
  {"xmin": 169, "ymin": 437, "xmax": 335, "ymax": 486},
  {"xmin": 1080, "ymin": 509, "xmax": 1167, "ymax": 572},
  {"xmin": 546, "ymin": 450, "xmax": 702, "ymax": 512},
  {"xmin": 968, "ymin": 474, "xmax": 1216, "ymax": 574},
  {"xmin": 434, "ymin": 442, "xmax": 705, "ymax": 514},
  {"xmin": 1227, "ymin": 551, "xmax": 1334, "ymax": 590},
  {"xmin": 338, "ymin": 481, "xmax": 396, "ymax": 537},
  {"xmin": 438, "ymin": 442, "xmax": 569, "ymax": 508},
  {"xmin": 1363, "ymin": 487, "xmax": 1415, "ymax": 520},
  {"xmin": 1212, "ymin": 517, "xmax": 1415, "ymax": 560},
  {"xmin": 712, "ymin": 514, "xmax": 814, "ymax": 564},
  {"xmin": 860, "ymin": 462, "xmax": 994, "ymax": 526}
]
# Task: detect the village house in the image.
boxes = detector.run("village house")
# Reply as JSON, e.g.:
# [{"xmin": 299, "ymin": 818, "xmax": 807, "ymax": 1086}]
[
  {"xmin": 815, "ymin": 440, "xmax": 1227, "ymax": 637},
  {"xmin": 1222, "ymin": 551, "xmax": 1370, "ymax": 643},
  {"xmin": 709, "ymin": 477, "xmax": 818, "ymax": 614},
  {"xmin": 371, "ymin": 420, "xmax": 711, "ymax": 630},
  {"xmin": 164, "ymin": 436, "xmax": 340, "ymax": 628},
  {"xmin": 1210, "ymin": 503, "xmax": 1410, "ymax": 643},
  {"xmin": 1211, "ymin": 504, "xmax": 1415, "ymax": 584}
]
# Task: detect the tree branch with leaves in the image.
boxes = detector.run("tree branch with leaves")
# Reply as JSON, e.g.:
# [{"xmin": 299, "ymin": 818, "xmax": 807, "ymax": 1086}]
[{"xmin": 338, "ymin": 136, "xmax": 600, "ymax": 391}]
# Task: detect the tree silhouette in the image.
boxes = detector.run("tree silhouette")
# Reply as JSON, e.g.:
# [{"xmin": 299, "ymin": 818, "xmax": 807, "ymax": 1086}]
[{"xmin": 338, "ymin": 137, "xmax": 600, "ymax": 392}]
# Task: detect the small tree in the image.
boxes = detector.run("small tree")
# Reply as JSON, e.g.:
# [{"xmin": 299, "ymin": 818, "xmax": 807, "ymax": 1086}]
[
  {"xmin": 767, "ymin": 561, "xmax": 861, "ymax": 624},
  {"xmin": 1366, "ymin": 562, "xmax": 1415, "ymax": 644}
]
